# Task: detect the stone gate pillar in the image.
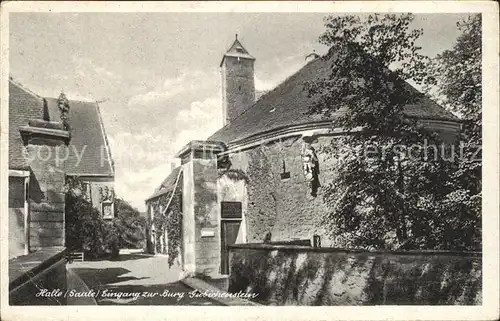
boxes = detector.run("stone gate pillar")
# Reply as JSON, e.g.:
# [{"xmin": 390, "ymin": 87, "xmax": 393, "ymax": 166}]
[
  {"xmin": 176, "ymin": 140, "xmax": 225, "ymax": 277},
  {"xmin": 20, "ymin": 123, "xmax": 70, "ymax": 251}
]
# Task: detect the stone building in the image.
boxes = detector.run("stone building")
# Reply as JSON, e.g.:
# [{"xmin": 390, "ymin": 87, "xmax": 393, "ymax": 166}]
[
  {"xmin": 8, "ymin": 78, "xmax": 115, "ymax": 259},
  {"xmin": 145, "ymin": 36, "xmax": 460, "ymax": 277}
]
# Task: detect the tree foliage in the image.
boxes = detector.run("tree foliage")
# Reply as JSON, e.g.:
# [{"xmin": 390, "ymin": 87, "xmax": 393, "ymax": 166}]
[
  {"xmin": 421, "ymin": 14, "xmax": 482, "ymax": 195},
  {"xmin": 65, "ymin": 177, "xmax": 147, "ymax": 258},
  {"xmin": 419, "ymin": 14, "xmax": 482, "ymax": 249},
  {"xmin": 114, "ymin": 198, "xmax": 147, "ymax": 249},
  {"xmin": 64, "ymin": 177, "xmax": 120, "ymax": 258},
  {"xmin": 307, "ymin": 13, "xmax": 481, "ymax": 251}
]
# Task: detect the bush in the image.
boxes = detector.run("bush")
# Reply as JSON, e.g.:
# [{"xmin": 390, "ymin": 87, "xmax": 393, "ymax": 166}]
[
  {"xmin": 114, "ymin": 198, "xmax": 147, "ymax": 249},
  {"xmin": 64, "ymin": 177, "xmax": 121, "ymax": 258}
]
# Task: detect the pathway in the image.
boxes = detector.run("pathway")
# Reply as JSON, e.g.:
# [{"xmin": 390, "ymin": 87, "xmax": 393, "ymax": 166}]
[{"xmin": 67, "ymin": 253, "xmax": 221, "ymax": 305}]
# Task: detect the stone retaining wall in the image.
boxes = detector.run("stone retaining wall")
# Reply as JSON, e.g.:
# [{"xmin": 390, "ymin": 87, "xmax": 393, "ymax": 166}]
[
  {"xmin": 9, "ymin": 247, "xmax": 67, "ymax": 305},
  {"xmin": 228, "ymin": 244, "xmax": 481, "ymax": 305}
]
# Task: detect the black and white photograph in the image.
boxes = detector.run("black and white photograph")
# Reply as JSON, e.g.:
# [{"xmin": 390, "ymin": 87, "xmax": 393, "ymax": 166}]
[{"xmin": 1, "ymin": 1, "xmax": 498, "ymax": 320}]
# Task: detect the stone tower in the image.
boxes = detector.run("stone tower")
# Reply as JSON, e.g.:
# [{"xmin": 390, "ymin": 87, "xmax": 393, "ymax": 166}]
[{"xmin": 220, "ymin": 34, "xmax": 255, "ymax": 126}]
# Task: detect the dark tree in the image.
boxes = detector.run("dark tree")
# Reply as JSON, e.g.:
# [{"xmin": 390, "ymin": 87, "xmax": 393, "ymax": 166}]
[
  {"xmin": 306, "ymin": 13, "xmax": 481, "ymax": 251},
  {"xmin": 64, "ymin": 177, "xmax": 120, "ymax": 257},
  {"xmin": 113, "ymin": 198, "xmax": 147, "ymax": 249},
  {"xmin": 419, "ymin": 14, "xmax": 482, "ymax": 249}
]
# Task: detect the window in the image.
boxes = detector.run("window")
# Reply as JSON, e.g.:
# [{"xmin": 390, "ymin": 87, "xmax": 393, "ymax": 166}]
[{"xmin": 280, "ymin": 160, "xmax": 290, "ymax": 180}]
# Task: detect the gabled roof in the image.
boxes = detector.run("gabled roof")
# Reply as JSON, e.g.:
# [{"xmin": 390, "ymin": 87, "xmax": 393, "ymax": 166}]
[
  {"xmin": 220, "ymin": 36, "xmax": 255, "ymax": 66},
  {"xmin": 44, "ymin": 97, "xmax": 114, "ymax": 176},
  {"xmin": 8, "ymin": 80, "xmax": 45, "ymax": 170},
  {"xmin": 209, "ymin": 51, "xmax": 458, "ymax": 145},
  {"xmin": 146, "ymin": 166, "xmax": 182, "ymax": 202},
  {"xmin": 8, "ymin": 79, "xmax": 114, "ymax": 176}
]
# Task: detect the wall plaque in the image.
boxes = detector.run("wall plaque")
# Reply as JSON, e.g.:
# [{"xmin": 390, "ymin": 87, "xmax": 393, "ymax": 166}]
[
  {"xmin": 221, "ymin": 201, "xmax": 242, "ymax": 219},
  {"xmin": 201, "ymin": 229, "xmax": 215, "ymax": 237}
]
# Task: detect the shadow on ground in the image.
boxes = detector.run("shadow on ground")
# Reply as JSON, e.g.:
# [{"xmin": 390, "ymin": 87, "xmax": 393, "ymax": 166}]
[
  {"xmin": 69, "ymin": 265, "xmax": 221, "ymax": 305},
  {"xmin": 69, "ymin": 267, "xmax": 148, "ymax": 288}
]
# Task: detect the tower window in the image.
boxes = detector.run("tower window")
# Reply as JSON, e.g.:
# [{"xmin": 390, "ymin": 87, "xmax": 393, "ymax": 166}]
[{"xmin": 280, "ymin": 160, "xmax": 291, "ymax": 180}]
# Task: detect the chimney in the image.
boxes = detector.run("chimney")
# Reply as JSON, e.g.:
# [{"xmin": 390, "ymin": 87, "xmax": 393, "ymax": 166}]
[{"xmin": 220, "ymin": 34, "xmax": 256, "ymax": 126}]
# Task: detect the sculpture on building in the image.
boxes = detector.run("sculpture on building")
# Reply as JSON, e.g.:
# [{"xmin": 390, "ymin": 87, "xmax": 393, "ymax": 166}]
[
  {"xmin": 57, "ymin": 91, "xmax": 71, "ymax": 130},
  {"xmin": 99, "ymin": 186, "xmax": 115, "ymax": 219},
  {"xmin": 302, "ymin": 139, "xmax": 320, "ymax": 197}
]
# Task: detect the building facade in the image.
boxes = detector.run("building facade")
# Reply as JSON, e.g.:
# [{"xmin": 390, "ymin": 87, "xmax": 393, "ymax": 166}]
[
  {"xmin": 146, "ymin": 36, "xmax": 461, "ymax": 277},
  {"xmin": 8, "ymin": 79, "xmax": 115, "ymax": 259}
]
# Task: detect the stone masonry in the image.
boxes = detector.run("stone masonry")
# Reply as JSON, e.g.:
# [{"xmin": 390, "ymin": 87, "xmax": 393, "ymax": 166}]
[
  {"xmin": 221, "ymin": 135, "xmax": 338, "ymax": 246},
  {"xmin": 23, "ymin": 125, "xmax": 69, "ymax": 251}
]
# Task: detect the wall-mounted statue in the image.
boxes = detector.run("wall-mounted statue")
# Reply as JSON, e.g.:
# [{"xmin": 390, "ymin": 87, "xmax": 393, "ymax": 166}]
[
  {"xmin": 302, "ymin": 138, "xmax": 320, "ymax": 197},
  {"xmin": 57, "ymin": 92, "xmax": 71, "ymax": 130},
  {"xmin": 99, "ymin": 185, "xmax": 115, "ymax": 202},
  {"xmin": 98, "ymin": 185, "xmax": 115, "ymax": 219}
]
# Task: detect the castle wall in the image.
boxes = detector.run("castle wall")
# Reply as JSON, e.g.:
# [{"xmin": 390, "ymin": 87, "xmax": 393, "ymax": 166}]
[
  {"xmin": 218, "ymin": 119, "xmax": 461, "ymax": 247},
  {"xmin": 219, "ymin": 135, "xmax": 338, "ymax": 247}
]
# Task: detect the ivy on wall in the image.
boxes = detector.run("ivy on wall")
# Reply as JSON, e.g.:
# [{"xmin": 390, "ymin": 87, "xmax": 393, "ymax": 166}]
[
  {"xmin": 166, "ymin": 182, "xmax": 182, "ymax": 267},
  {"xmin": 150, "ymin": 171, "xmax": 183, "ymax": 267},
  {"xmin": 150, "ymin": 197, "xmax": 168, "ymax": 255}
]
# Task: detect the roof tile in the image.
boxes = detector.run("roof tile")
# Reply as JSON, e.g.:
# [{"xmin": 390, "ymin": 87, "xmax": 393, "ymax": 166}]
[
  {"xmin": 8, "ymin": 80, "xmax": 114, "ymax": 176},
  {"xmin": 8, "ymin": 81, "xmax": 45, "ymax": 170}
]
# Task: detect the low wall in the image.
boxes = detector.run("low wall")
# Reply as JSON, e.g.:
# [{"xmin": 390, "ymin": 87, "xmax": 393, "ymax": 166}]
[
  {"xmin": 9, "ymin": 247, "xmax": 68, "ymax": 305},
  {"xmin": 266, "ymin": 239, "xmax": 311, "ymax": 246},
  {"xmin": 228, "ymin": 244, "xmax": 481, "ymax": 305}
]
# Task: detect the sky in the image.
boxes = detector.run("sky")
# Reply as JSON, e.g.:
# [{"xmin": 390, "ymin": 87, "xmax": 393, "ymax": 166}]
[{"xmin": 9, "ymin": 13, "xmax": 470, "ymax": 211}]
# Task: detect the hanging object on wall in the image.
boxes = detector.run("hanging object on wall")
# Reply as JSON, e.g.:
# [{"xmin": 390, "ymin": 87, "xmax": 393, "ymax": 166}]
[
  {"xmin": 301, "ymin": 139, "xmax": 321, "ymax": 197},
  {"xmin": 99, "ymin": 186, "xmax": 115, "ymax": 219},
  {"xmin": 313, "ymin": 234, "xmax": 322, "ymax": 248},
  {"xmin": 99, "ymin": 185, "xmax": 115, "ymax": 202}
]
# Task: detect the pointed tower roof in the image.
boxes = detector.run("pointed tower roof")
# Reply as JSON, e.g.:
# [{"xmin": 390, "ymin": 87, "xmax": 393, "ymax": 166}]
[{"xmin": 220, "ymin": 34, "xmax": 255, "ymax": 66}]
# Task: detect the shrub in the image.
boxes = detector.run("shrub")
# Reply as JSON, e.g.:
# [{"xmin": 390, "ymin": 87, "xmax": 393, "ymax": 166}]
[
  {"xmin": 114, "ymin": 198, "xmax": 147, "ymax": 249},
  {"xmin": 64, "ymin": 177, "xmax": 121, "ymax": 258}
]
